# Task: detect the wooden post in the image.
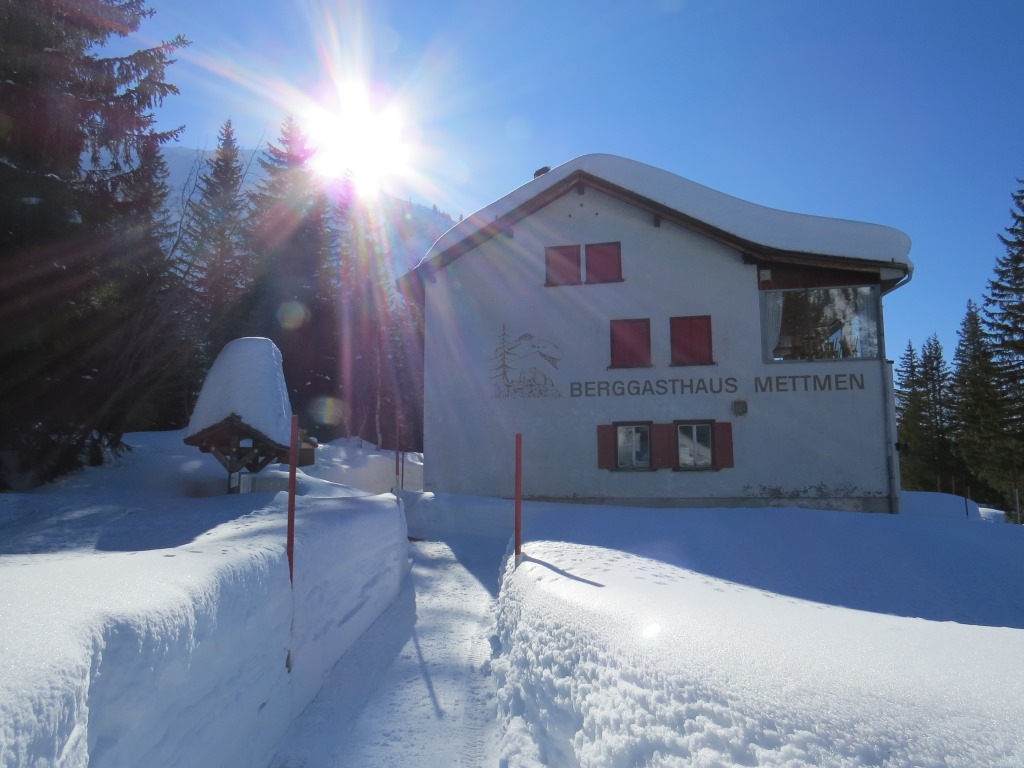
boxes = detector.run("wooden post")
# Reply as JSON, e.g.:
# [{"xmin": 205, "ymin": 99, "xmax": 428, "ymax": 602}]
[
  {"xmin": 515, "ymin": 433, "xmax": 522, "ymax": 564},
  {"xmin": 287, "ymin": 415, "xmax": 298, "ymax": 585}
]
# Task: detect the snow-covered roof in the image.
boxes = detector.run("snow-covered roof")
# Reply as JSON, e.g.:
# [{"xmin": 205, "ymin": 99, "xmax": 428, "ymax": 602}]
[
  {"xmin": 412, "ymin": 154, "xmax": 913, "ymax": 286},
  {"xmin": 186, "ymin": 337, "xmax": 292, "ymax": 446}
]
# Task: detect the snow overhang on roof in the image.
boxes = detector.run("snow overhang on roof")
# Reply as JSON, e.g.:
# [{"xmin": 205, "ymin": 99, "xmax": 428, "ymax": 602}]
[{"xmin": 400, "ymin": 154, "xmax": 913, "ymax": 302}]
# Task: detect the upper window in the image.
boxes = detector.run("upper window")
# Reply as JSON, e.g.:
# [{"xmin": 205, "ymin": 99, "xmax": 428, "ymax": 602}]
[
  {"xmin": 584, "ymin": 242, "xmax": 623, "ymax": 284},
  {"xmin": 670, "ymin": 315, "xmax": 713, "ymax": 366},
  {"xmin": 761, "ymin": 286, "xmax": 881, "ymax": 361},
  {"xmin": 545, "ymin": 245, "xmax": 581, "ymax": 286},
  {"xmin": 610, "ymin": 319, "xmax": 651, "ymax": 368},
  {"xmin": 545, "ymin": 242, "xmax": 622, "ymax": 286}
]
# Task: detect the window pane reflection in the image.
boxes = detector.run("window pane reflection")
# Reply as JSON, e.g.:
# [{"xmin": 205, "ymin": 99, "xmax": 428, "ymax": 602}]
[
  {"xmin": 678, "ymin": 423, "xmax": 712, "ymax": 467},
  {"xmin": 762, "ymin": 286, "xmax": 880, "ymax": 361},
  {"xmin": 617, "ymin": 425, "xmax": 650, "ymax": 469}
]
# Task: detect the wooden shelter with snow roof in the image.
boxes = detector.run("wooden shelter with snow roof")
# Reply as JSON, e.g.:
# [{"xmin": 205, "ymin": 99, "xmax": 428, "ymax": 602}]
[
  {"xmin": 184, "ymin": 337, "xmax": 314, "ymax": 492},
  {"xmin": 399, "ymin": 154, "xmax": 913, "ymax": 512}
]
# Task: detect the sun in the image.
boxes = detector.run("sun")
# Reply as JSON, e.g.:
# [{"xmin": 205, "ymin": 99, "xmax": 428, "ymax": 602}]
[{"xmin": 301, "ymin": 83, "xmax": 413, "ymax": 195}]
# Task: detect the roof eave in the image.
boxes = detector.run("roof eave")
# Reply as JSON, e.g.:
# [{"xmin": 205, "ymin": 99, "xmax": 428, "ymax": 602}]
[{"xmin": 402, "ymin": 164, "xmax": 913, "ymax": 302}]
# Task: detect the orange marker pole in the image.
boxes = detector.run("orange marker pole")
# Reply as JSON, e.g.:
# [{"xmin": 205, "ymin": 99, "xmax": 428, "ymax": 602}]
[
  {"xmin": 515, "ymin": 433, "xmax": 522, "ymax": 564},
  {"xmin": 287, "ymin": 415, "xmax": 298, "ymax": 585}
]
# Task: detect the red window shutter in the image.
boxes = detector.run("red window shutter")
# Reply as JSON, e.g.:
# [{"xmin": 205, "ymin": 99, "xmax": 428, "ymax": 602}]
[
  {"xmin": 671, "ymin": 315, "xmax": 713, "ymax": 365},
  {"xmin": 610, "ymin": 319, "xmax": 651, "ymax": 367},
  {"xmin": 651, "ymin": 423, "xmax": 676, "ymax": 469},
  {"xmin": 585, "ymin": 242, "xmax": 622, "ymax": 284},
  {"xmin": 713, "ymin": 422, "xmax": 734, "ymax": 468},
  {"xmin": 545, "ymin": 245, "xmax": 581, "ymax": 286},
  {"xmin": 597, "ymin": 424, "xmax": 617, "ymax": 469}
]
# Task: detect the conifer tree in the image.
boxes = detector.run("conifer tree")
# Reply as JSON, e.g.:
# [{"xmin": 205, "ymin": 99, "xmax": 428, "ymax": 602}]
[
  {"xmin": 949, "ymin": 300, "xmax": 1005, "ymax": 504},
  {"xmin": 918, "ymin": 335, "xmax": 959, "ymax": 492},
  {"xmin": 87, "ymin": 133, "xmax": 189, "ymax": 434},
  {"xmin": 896, "ymin": 336, "xmax": 961, "ymax": 493},
  {"xmin": 983, "ymin": 178, "xmax": 1024, "ymax": 518},
  {"xmin": 895, "ymin": 340, "xmax": 928, "ymax": 489},
  {"xmin": 339, "ymin": 205, "xmax": 393, "ymax": 443},
  {"xmin": 247, "ymin": 116, "xmax": 335, "ymax": 423},
  {"xmin": 181, "ymin": 119, "xmax": 254, "ymax": 371},
  {"xmin": 0, "ymin": 0, "xmax": 187, "ymax": 487}
]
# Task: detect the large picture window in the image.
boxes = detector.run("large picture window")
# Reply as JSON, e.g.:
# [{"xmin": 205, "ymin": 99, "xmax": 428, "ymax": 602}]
[
  {"xmin": 761, "ymin": 286, "xmax": 880, "ymax": 361},
  {"xmin": 610, "ymin": 318, "xmax": 651, "ymax": 368}
]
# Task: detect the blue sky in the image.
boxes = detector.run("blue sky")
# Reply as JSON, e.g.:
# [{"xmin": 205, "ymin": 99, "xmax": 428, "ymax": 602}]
[{"xmin": 138, "ymin": 0, "xmax": 1024, "ymax": 358}]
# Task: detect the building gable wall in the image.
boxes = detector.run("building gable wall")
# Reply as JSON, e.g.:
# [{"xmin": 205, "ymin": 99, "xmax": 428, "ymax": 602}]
[{"xmin": 422, "ymin": 184, "xmax": 897, "ymax": 511}]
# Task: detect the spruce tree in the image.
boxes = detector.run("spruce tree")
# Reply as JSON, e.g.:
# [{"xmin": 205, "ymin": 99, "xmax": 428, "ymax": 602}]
[
  {"xmin": 0, "ymin": 0, "xmax": 187, "ymax": 487},
  {"xmin": 247, "ymin": 116, "xmax": 335, "ymax": 425},
  {"xmin": 918, "ymin": 335, "xmax": 959, "ymax": 492},
  {"xmin": 983, "ymin": 178, "xmax": 1024, "ymax": 517},
  {"xmin": 895, "ymin": 340, "xmax": 928, "ymax": 490},
  {"xmin": 949, "ymin": 300, "xmax": 1005, "ymax": 505},
  {"xmin": 181, "ymin": 119, "xmax": 254, "ymax": 373},
  {"xmin": 895, "ymin": 336, "xmax": 961, "ymax": 493}
]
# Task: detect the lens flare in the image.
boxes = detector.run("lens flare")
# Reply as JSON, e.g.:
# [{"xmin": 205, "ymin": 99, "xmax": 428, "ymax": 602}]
[
  {"xmin": 302, "ymin": 81, "xmax": 414, "ymax": 195},
  {"xmin": 276, "ymin": 301, "xmax": 310, "ymax": 331},
  {"xmin": 308, "ymin": 396, "xmax": 347, "ymax": 426}
]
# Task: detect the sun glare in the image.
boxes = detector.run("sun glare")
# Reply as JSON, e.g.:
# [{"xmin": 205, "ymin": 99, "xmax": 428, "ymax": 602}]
[{"xmin": 302, "ymin": 83, "xmax": 413, "ymax": 195}]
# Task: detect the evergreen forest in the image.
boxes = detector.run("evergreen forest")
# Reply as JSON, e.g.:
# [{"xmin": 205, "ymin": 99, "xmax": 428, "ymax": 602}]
[
  {"xmin": 895, "ymin": 180, "xmax": 1024, "ymax": 518},
  {"xmin": 0, "ymin": 0, "xmax": 449, "ymax": 489},
  {"xmin": 3, "ymin": 1, "xmax": 1023, "ymax": 520}
]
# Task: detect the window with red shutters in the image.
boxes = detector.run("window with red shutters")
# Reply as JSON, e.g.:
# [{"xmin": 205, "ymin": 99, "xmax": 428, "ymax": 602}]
[
  {"xmin": 670, "ymin": 315, "xmax": 713, "ymax": 366},
  {"xmin": 545, "ymin": 245, "xmax": 581, "ymax": 286},
  {"xmin": 650, "ymin": 423, "xmax": 677, "ymax": 469},
  {"xmin": 712, "ymin": 421, "xmax": 734, "ymax": 468},
  {"xmin": 610, "ymin": 318, "xmax": 651, "ymax": 368},
  {"xmin": 596, "ymin": 424, "xmax": 617, "ymax": 469},
  {"xmin": 597, "ymin": 420, "xmax": 735, "ymax": 471},
  {"xmin": 585, "ymin": 242, "xmax": 623, "ymax": 284}
]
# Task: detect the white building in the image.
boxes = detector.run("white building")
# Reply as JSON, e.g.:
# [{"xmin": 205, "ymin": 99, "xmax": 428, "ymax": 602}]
[{"xmin": 401, "ymin": 155, "xmax": 913, "ymax": 512}]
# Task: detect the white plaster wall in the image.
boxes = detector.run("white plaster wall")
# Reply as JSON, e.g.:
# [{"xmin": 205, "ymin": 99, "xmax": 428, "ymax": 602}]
[{"xmin": 423, "ymin": 187, "xmax": 894, "ymax": 510}]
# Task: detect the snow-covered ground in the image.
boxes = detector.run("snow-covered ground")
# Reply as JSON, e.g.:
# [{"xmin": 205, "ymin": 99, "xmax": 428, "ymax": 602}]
[
  {"xmin": 2, "ymin": 428, "xmax": 1023, "ymax": 767},
  {"xmin": 0, "ymin": 431, "xmax": 413, "ymax": 768}
]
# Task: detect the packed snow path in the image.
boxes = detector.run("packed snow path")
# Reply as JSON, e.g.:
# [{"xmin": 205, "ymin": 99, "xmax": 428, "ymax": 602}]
[{"xmin": 269, "ymin": 536, "xmax": 506, "ymax": 767}]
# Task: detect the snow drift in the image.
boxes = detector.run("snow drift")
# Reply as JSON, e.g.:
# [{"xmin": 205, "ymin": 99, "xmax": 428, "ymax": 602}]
[{"xmin": 0, "ymin": 432, "xmax": 408, "ymax": 768}]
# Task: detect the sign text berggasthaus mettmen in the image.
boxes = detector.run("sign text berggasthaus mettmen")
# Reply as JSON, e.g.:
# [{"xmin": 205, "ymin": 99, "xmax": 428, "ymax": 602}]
[{"xmin": 569, "ymin": 373, "xmax": 866, "ymax": 398}]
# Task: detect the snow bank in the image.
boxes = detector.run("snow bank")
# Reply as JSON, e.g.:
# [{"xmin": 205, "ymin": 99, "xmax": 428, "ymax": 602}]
[
  {"xmin": 494, "ymin": 541, "xmax": 1024, "ymax": 767},
  {"xmin": 483, "ymin": 501, "xmax": 1024, "ymax": 766},
  {"xmin": 186, "ymin": 337, "xmax": 292, "ymax": 445},
  {"xmin": 308, "ymin": 437, "xmax": 424, "ymax": 493},
  {"xmin": 0, "ymin": 432, "xmax": 408, "ymax": 768}
]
